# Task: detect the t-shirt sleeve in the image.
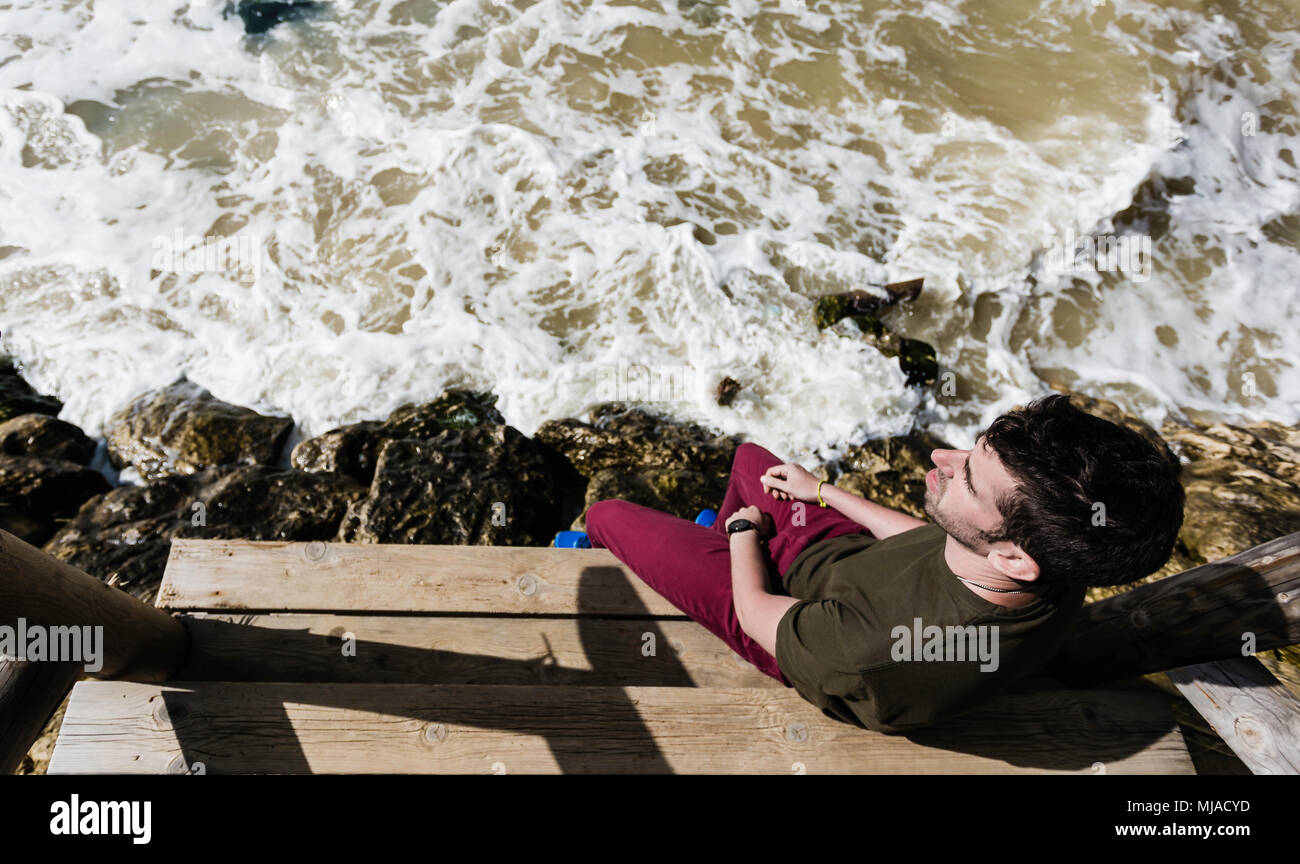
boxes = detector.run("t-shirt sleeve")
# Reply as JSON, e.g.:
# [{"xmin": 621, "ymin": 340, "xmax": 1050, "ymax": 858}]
[{"xmin": 775, "ymin": 598, "xmax": 877, "ymax": 697}]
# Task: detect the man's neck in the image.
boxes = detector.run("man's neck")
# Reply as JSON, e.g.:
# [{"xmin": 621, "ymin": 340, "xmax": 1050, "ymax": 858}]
[{"xmin": 942, "ymin": 538, "xmax": 1040, "ymax": 609}]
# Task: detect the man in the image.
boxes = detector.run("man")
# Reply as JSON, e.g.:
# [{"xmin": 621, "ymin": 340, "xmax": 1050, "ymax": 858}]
[{"xmin": 585, "ymin": 394, "xmax": 1185, "ymax": 732}]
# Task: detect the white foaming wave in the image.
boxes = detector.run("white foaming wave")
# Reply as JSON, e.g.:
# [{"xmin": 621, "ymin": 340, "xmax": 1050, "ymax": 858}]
[
  {"xmin": 1021, "ymin": 0, "xmax": 1300, "ymax": 430},
  {"xmin": 1, "ymin": 0, "xmax": 1292, "ymax": 468}
]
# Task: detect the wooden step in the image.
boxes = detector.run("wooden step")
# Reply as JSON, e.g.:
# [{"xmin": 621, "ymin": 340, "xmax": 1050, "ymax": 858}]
[
  {"xmin": 173, "ymin": 613, "xmax": 781, "ymax": 687},
  {"xmin": 159, "ymin": 540, "xmax": 680, "ymax": 616},
  {"xmin": 48, "ymin": 681, "xmax": 1195, "ymax": 774}
]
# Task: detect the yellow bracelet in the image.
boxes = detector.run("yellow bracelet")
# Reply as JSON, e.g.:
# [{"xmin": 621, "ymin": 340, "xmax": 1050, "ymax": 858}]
[{"xmin": 817, "ymin": 480, "xmax": 829, "ymax": 508}]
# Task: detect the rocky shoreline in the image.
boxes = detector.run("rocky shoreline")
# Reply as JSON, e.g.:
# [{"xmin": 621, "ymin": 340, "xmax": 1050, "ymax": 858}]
[{"xmin": 4, "ymin": 355, "xmax": 1300, "ymax": 773}]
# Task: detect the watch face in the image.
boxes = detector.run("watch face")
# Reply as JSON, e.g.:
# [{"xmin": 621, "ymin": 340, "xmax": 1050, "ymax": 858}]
[{"xmin": 727, "ymin": 518, "xmax": 755, "ymax": 534}]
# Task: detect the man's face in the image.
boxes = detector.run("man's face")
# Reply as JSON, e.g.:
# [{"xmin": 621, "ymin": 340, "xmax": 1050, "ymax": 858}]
[{"xmin": 923, "ymin": 435, "xmax": 1021, "ymax": 554}]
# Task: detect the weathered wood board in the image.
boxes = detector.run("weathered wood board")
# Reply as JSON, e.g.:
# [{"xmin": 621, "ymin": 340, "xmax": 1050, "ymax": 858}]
[
  {"xmin": 159, "ymin": 540, "xmax": 681, "ymax": 616},
  {"xmin": 48, "ymin": 681, "xmax": 1195, "ymax": 775},
  {"xmin": 174, "ymin": 613, "xmax": 781, "ymax": 688}
]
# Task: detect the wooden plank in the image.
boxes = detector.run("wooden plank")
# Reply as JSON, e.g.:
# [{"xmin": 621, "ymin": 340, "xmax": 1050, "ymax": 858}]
[
  {"xmin": 1050, "ymin": 530, "xmax": 1300, "ymax": 685},
  {"xmin": 1165, "ymin": 657, "xmax": 1300, "ymax": 775},
  {"xmin": 0, "ymin": 659, "xmax": 81, "ymax": 774},
  {"xmin": 159, "ymin": 540, "xmax": 682, "ymax": 616},
  {"xmin": 174, "ymin": 613, "xmax": 781, "ymax": 688},
  {"xmin": 49, "ymin": 681, "xmax": 1195, "ymax": 775}
]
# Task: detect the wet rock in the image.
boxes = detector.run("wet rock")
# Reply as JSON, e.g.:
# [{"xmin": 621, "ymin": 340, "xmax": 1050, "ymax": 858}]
[
  {"xmin": 577, "ymin": 466, "xmax": 723, "ymax": 528},
  {"xmin": 289, "ymin": 420, "xmax": 384, "ymax": 483},
  {"xmin": 1161, "ymin": 420, "xmax": 1300, "ymax": 486},
  {"xmin": 0, "ymin": 456, "xmax": 110, "ymax": 546},
  {"xmin": 537, "ymin": 404, "xmax": 743, "ymax": 528},
  {"xmin": 340, "ymin": 424, "xmax": 586, "ymax": 546},
  {"xmin": 0, "ymin": 413, "xmax": 96, "ymax": 464},
  {"xmin": 814, "ymin": 283, "xmax": 937, "ymax": 388},
  {"xmin": 1160, "ymin": 420, "xmax": 1300, "ymax": 567},
  {"xmin": 828, "ymin": 431, "xmax": 952, "ymax": 520},
  {"xmin": 715, "ymin": 376, "xmax": 743, "ymax": 407},
  {"xmin": 0, "ymin": 357, "xmax": 62, "ymax": 422},
  {"xmin": 44, "ymin": 466, "xmax": 367, "ymax": 602},
  {"xmin": 224, "ymin": 0, "xmax": 324, "ymax": 35},
  {"xmin": 852, "ymin": 316, "xmax": 939, "ymax": 388},
  {"xmin": 811, "ymin": 300, "xmax": 935, "ymax": 387},
  {"xmin": 106, "ymin": 380, "xmax": 294, "ymax": 481},
  {"xmin": 292, "ymin": 390, "xmax": 506, "ymax": 484},
  {"xmin": 537, "ymin": 404, "xmax": 741, "ymax": 477},
  {"xmin": 812, "ymin": 279, "xmax": 924, "ymax": 329}
]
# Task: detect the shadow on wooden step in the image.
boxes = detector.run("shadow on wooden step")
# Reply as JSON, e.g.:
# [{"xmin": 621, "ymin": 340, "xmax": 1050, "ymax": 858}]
[{"xmin": 131, "ymin": 568, "xmax": 1189, "ymax": 773}]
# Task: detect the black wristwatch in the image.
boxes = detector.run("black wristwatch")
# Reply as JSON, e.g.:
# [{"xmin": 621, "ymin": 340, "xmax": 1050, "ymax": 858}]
[{"xmin": 727, "ymin": 518, "xmax": 759, "ymax": 537}]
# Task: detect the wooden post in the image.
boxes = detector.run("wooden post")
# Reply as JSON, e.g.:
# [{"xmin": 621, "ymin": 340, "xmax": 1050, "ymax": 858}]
[
  {"xmin": 0, "ymin": 529, "xmax": 189, "ymax": 773},
  {"xmin": 0, "ymin": 659, "xmax": 81, "ymax": 774},
  {"xmin": 0, "ymin": 529, "xmax": 188, "ymax": 681},
  {"xmin": 1049, "ymin": 530, "xmax": 1300, "ymax": 685}
]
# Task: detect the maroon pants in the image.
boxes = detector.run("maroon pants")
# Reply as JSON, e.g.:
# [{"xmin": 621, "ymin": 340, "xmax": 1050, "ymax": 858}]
[{"xmin": 585, "ymin": 442, "xmax": 871, "ymax": 685}]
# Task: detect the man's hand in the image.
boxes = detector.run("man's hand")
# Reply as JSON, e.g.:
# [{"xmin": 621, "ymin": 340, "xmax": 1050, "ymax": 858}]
[
  {"xmin": 726, "ymin": 505, "xmax": 773, "ymax": 540},
  {"xmin": 760, "ymin": 462, "xmax": 822, "ymax": 502}
]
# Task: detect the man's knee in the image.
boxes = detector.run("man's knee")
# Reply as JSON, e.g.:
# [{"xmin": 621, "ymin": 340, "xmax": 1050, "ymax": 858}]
[
  {"xmin": 734, "ymin": 441, "xmax": 780, "ymax": 472},
  {"xmin": 584, "ymin": 499, "xmax": 633, "ymax": 543}
]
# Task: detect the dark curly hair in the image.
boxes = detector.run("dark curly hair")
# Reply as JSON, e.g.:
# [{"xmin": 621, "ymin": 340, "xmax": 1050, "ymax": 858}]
[{"xmin": 976, "ymin": 394, "xmax": 1185, "ymax": 589}]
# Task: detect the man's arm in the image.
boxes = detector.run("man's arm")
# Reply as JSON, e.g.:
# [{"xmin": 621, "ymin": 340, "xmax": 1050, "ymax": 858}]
[
  {"xmin": 729, "ymin": 529, "xmax": 798, "ymax": 657},
  {"xmin": 817, "ymin": 483, "xmax": 926, "ymax": 539},
  {"xmin": 760, "ymin": 462, "xmax": 927, "ymax": 539}
]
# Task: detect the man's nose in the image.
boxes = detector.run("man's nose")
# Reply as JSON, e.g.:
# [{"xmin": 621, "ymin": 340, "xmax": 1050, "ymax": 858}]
[{"xmin": 932, "ymin": 448, "xmax": 967, "ymax": 474}]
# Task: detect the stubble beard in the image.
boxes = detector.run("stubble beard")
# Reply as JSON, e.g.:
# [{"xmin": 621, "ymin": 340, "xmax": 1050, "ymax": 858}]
[{"xmin": 924, "ymin": 479, "xmax": 992, "ymax": 555}]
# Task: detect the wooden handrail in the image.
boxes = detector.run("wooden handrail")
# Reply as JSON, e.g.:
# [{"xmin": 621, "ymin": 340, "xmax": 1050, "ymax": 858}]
[
  {"xmin": 0, "ymin": 529, "xmax": 189, "ymax": 773},
  {"xmin": 1049, "ymin": 530, "xmax": 1300, "ymax": 685},
  {"xmin": 0, "ymin": 659, "xmax": 81, "ymax": 774}
]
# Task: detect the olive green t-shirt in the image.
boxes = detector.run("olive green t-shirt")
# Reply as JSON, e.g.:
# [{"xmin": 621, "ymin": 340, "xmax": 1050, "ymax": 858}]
[{"xmin": 774, "ymin": 523, "xmax": 1086, "ymax": 733}]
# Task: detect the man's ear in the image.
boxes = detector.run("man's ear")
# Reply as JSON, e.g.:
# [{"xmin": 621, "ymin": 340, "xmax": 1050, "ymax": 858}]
[{"xmin": 986, "ymin": 542, "xmax": 1040, "ymax": 583}]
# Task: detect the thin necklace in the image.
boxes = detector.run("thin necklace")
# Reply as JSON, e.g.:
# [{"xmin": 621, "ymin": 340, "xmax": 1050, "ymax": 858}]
[{"xmin": 955, "ymin": 575, "xmax": 1029, "ymax": 594}]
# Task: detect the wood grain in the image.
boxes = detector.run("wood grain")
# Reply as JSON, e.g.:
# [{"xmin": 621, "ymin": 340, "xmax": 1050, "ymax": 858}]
[
  {"xmin": 1165, "ymin": 657, "xmax": 1300, "ymax": 774},
  {"xmin": 159, "ymin": 540, "xmax": 681, "ymax": 616},
  {"xmin": 173, "ymin": 613, "xmax": 781, "ymax": 688},
  {"xmin": 48, "ymin": 681, "xmax": 1195, "ymax": 775}
]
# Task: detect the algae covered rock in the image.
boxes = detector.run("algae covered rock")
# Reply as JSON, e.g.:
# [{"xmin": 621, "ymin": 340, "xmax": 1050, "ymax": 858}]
[
  {"xmin": 537, "ymin": 403, "xmax": 743, "ymax": 527},
  {"xmin": 536, "ymin": 403, "xmax": 740, "ymax": 477},
  {"xmin": 340, "ymin": 424, "xmax": 585, "ymax": 546},
  {"xmin": 1160, "ymin": 419, "xmax": 1300, "ymax": 567},
  {"xmin": 829, "ymin": 431, "xmax": 952, "ymax": 520},
  {"xmin": 812, "ymin": 280, "xmax": 923, "ymax": 329},
  {"xmin": 577, "ymin": 466, "xmax": 723, "ymax": 528},
  {"xmin": 45, "ymin": 465, "xmax": 367, "ymax": 601},
  {"xmin": 848, "ymin": 315, "xmax": 939, "ymax": 388},
  {"xmin": 813, "ymin": 281, "xmax": 937, "ymax": 387},
  {"xmin": 0, "ymin": 413, "xmax": 97, "ymax": 464},
  {"xmin": 292, "ymin": 390, "xmax": 505, "ymax": 484},
  {"xmin": 106, "ymin": 379, "xmax": 294, "ymax": 481}
]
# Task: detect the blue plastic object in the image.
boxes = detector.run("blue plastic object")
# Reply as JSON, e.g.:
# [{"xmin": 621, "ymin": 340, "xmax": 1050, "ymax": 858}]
[
  {"xmin": 554, "ymin": 530, "xmax": 592, "ymax": 549},
  {"xmin": 694, "ymin": 508, "xmax": 717, "ymax": 528}
]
